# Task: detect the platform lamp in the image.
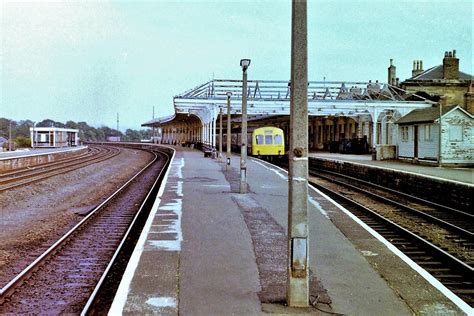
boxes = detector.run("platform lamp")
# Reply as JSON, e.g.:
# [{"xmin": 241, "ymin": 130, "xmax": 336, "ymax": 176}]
[
  {"xmin": 226, "ymin": 91, "xmax": 232, "ymax": 170},
  {"xmin": 239, "ymin": 58, "xmax": 250, "ymax": 194},
  {"xmin": 32, "ymin": 122, "xmax": 36, "ymax": 149}
]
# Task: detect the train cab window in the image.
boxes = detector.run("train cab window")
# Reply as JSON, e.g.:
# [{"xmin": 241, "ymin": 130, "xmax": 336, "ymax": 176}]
[
  {"xmin": 265, "ymin": 135, "xmax": 273, "ymax": 144},
  {"xmin": 274, "ymin": 135, "xmax": 282, "ymax": 144},
  {"xmin": 256, "ymin": 135, "xmax": 264, "ymax": 144}
]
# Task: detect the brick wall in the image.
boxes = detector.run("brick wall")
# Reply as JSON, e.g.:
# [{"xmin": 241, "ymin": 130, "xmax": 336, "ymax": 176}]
[{"xmin": 405, "ymin": 85, "xmax": 468, "ymax": 108}]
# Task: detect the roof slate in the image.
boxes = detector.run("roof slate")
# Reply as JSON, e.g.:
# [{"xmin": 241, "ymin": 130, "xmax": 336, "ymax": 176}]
[
  {"xmin": 410, "ymin": 65, "xmax": 473, "ymax": 80},
  {"xmin": 395, "ymin": 105, "xmax": 457, "ymax": 124}
]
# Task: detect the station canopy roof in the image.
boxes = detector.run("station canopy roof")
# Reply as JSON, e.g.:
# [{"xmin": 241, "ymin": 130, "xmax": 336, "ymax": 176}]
[
  {"xmin": 143, "ymin": 79, "xmax": 436, "ymax": 127},
  {"xmin": 143, "ymin": 113, "xmax": 201, "ymax": 127}
]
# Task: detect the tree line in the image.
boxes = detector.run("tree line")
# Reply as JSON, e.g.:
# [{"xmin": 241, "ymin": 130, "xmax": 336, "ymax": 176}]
[{"xmin": 0, "ymin": 118, "xmax": 155, "ymax": 148}]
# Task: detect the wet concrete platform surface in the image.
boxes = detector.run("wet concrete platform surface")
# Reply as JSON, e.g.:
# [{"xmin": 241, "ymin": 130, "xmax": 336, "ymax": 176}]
[{"xmin": 110, "ymin": 146, "xmax": 468, "ymax": 315}]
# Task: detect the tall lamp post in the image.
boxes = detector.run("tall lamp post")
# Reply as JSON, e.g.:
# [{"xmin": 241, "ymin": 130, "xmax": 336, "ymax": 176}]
[
  {"xmin": 219, "ymin": 107, "xmax": 223, "ymax": 160},
  {"xmin": 8, "ymin": 120, "xmax": 12, "ymax": 151},
  {"xmin": 239, "ymin": 58, "xmax": 250, "ymax": 194},
  {"xmin": 226, "ymin": 91, "xmax": 232, "ymax": 170},
  {"xmin": 32, "ymin": 122, "xmax": 36, "ymax": 149}
]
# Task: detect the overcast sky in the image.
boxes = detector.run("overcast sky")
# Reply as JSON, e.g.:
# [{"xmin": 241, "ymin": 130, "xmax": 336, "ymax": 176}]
[{"xmin": 1, "ymin": 0, "xmax": 472, "ymax": 131}]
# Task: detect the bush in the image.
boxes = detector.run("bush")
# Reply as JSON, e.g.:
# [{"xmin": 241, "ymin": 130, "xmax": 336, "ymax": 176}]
[
  {"xmin": 14, "ymin": 136, "xmax": 31, "ymax": 148},
  {"xmin": 2, "ymin": 141, "xmax": 17, "ymax": 151}
]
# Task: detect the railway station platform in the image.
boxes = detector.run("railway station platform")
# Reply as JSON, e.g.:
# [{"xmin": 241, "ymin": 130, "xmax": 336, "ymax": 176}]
[
  {"xmin": 309, "ymin": 152, "xmax": 473, "ymax": 185},
  {"xmin": 0, "ymin": 146, "xmax": 86, "ymax": 159},
  {"xmin": 0, "ymin": 146, "xmax": 87, "ymax": 171},
  {"xmin": 110, "ymin": 146, "xmax": 468, "ymax": 315}
]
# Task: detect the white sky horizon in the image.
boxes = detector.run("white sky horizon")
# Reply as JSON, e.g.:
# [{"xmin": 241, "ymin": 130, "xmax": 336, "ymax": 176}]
[{"xmin": 1, "ymin": 0, "xmax": 472, "ymax": 131}]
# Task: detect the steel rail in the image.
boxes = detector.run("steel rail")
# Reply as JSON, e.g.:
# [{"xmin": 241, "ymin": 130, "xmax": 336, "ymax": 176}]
[
  {"xmin": 310, "ymin": 166, "xmax": 472, "ymax": 217},
  {"xmin": 268, "ymin": 158, "xmax": 473, "ymax": 306},
  {"xmin": 0, "ymin": 146, "xmax": 97, "ymax": 177},
  {"xmin": 0, "ymin": 146, "xmax": 120, "ymax": 192},
  {"xmin": 80, "ymin": 147, "xmax": 173, "ymax": 315},
  {"xmin": 309, "ymin": 179, "xmax": 473, "ymax": 284},
  {"xmin": 309, "ymin": 168, "xmax": 473, "ymax": 239},
  {"xmin": 0, "ymin": 148, "xmax": 159, "ymax": 305},
  {"xmin": 0, "ymin": 146, "xmax": 110, "ymax": 182}
]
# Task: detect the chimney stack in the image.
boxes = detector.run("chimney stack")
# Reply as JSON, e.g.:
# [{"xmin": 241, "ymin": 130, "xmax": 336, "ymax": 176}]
[
  {"xmin": 388, "ymin": 59, "xmax": 396, "ymax": 86},
  {"xmin": 443, "ymin": 49, "xmax": 459, "ymax": 80},
  {"xmin": 412, "ymin": 59, "xmax": 424, "ymax": 77}
]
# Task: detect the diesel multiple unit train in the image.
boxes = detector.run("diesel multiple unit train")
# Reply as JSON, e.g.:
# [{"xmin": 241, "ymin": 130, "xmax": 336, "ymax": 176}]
[{"xmin": 227, "ymin": 126, "xmax": 286, "ymax": 158}]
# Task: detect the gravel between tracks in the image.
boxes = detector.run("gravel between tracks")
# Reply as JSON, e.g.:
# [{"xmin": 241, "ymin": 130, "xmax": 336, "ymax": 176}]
[{"xmin": 0, "ymin": 147, "xmax": 153, "ymax": 287}]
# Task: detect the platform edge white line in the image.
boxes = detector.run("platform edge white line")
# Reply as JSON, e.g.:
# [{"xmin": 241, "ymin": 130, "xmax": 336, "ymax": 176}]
[
  {"xmin": 250, "ymin": 157, "xmax": 473, "ymax": 315},
  {"xmin": 108, "ymin": 148, "xmax": 175, "ymax": 315}
]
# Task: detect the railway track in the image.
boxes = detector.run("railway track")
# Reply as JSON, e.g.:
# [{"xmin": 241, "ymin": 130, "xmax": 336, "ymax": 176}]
[
  {"xmin": 310, "ymin": 168, "xmax": 474, "ymax": 250},
  {"xmin": 0, "ymin": 146, "xmax": 95, "ymax": 175},
  {"xmin": 274, "ymin": 159, "xmax": 472, "ymax": 306},
  {"xmin": 0, "ymin": 145, "xmax": 120, "ymax": 192},
  {"xmin": 0, "ymin": 146, "xmax": 172, "ymax": 314},
  {"xmin": 305, "ymin": 167, "xmax": 473, "ymax": 307}
]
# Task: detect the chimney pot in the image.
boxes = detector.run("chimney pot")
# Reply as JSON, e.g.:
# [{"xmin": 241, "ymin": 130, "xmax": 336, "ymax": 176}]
[
  {"xmin": 445, "ymin": 51, "xmax": 448, "ymax": 57},
  {"xmin": 390, "ymin": 58, "xmax": 393, "ymax": 66},
  {"xmin": 420, "ymin": 60, "xmax": 423, "ymax": 70},
  {"xmin": 413, "ymin": 60, "xmax": 416, "ymax": 70},
  {"xmin": 453, "ymin": 49, "xmax": 456, "ymax": 57}
]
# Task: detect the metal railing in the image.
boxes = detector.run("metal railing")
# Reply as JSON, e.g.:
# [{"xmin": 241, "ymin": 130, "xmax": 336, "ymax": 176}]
[{"xmin": 176, "ymin": 79, "xmax": 432, "ymax": 103}]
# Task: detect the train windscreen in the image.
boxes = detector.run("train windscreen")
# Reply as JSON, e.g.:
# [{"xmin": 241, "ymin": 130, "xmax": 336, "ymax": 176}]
[{"xmin": 265, "ymin": 135, "xmax": 273, "ymax": 144}]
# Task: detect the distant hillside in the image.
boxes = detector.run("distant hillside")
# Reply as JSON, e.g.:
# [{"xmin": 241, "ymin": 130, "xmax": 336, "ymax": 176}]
[{"xmin": 0, "ymin": 118, "xmax": 154, "ymax": 144}]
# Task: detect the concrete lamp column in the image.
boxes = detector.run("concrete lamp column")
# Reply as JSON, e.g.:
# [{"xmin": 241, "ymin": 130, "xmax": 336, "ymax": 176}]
[
  {"xmin": 239, "ymin": 58, "xmax": 250, "ymax": 194},
  {"xmin": 219, "ymin": 107, "xmax": 223, "ymax": 160},
  {"xmin": 287, "ymin": 0, "xmax": 309, "ymax": 307},
  {"xmin": 226, "ymin": 92, "xmax": 232, "ymax": 170}
]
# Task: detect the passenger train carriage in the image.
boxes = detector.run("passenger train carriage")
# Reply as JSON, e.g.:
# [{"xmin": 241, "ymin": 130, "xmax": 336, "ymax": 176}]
[
  {"xmin": 228, "ymin": 126, "xmax": 285, "ymax": 159},
  {"xmin": 251, "ymin": 127, "xmax": 284, "ymax": 157}
]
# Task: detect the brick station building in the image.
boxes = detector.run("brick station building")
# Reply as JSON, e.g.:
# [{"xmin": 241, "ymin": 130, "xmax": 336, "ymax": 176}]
[{"xmin": 400, "ymin": 50, "xmax": 473, "ymax": 114}]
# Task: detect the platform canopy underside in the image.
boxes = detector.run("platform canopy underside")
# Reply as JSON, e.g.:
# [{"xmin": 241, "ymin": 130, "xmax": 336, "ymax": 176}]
[{"xmin": 142, "ymin": 113, "xmax": 202, "ymax": 128}]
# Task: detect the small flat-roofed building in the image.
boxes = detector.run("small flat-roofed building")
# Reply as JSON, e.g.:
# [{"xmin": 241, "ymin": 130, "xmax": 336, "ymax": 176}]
[
  {"xmin": 396, "ymin": 105, "xmax": 474, "ymax": 165},
  {"xmin": 30, "ymin": 127, "xmax": 79, "ymax": 148},
  {"xmin": 107, "ymin": 136, "xmax": 121, "ymax": 142}
]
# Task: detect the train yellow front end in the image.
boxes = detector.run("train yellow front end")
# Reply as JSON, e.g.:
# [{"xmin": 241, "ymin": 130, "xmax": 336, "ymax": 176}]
[{"xmin": 251, "ymin": 127, "xmax": 285, "ymax": 157}]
